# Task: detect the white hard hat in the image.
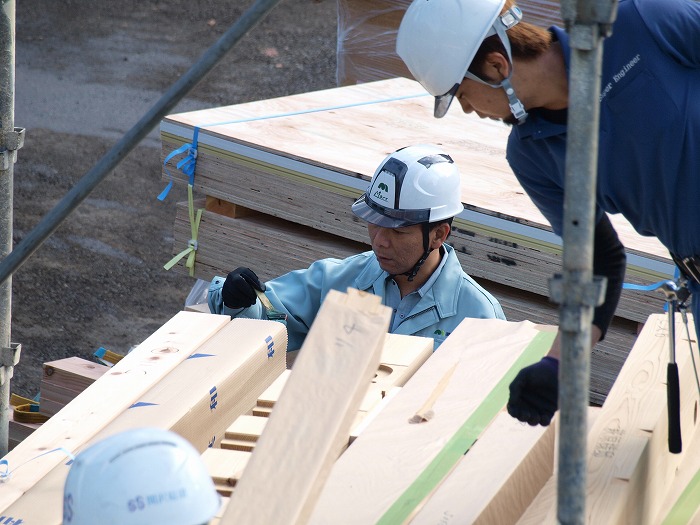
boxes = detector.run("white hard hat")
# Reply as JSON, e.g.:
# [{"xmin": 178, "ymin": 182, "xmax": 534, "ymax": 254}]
[
  {"xmin": 63, "ymin": 427, "xmax": 220, "ymax": 525},
  {"xmin": 397, "ymin": 0, "xmax": 526, "ymax": 121},
  {"xmin": 352, "ymin": 144, "xmax": 464, "ymax": 228}
]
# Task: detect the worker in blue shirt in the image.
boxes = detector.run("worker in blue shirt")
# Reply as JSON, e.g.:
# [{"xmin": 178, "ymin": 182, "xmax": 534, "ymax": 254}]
[
  {"xmin": 397, "ymin": 0, "xmax": 700, "ymax": 425},
  {"xmin": 208, "ymin": 144, "xmax": 506, "ymax": 351}
]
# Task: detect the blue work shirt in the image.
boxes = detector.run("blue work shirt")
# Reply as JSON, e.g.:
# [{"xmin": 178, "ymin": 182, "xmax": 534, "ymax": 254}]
[
  {"xmin": 385, "ymin": 246, "xmax": 449, "ymax": 331},
  {"xmin": 506, "ymin": 0, "xmax": 700, "ymax": 333},
  {"xmin": 208, "ymin": 244, "xmax": 505, "ymax": 351}
]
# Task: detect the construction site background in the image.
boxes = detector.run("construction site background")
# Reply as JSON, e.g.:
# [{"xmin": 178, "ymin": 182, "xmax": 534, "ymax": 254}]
[{"xmin": 10, "ymin": 0, "xmax": 338, "ymax": 398}]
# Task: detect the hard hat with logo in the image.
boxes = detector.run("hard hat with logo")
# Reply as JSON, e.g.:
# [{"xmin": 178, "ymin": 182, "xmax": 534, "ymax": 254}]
[
  {"xmin": 352, "ymin": 144, "xmax": 464, "ymax": 228},
  {"xmin": 62, "ymin": 427, "xmax": 220, "ymax": 525},
  {"xmin": 396, "ymin": 0, "xmax": 527, "ymax": 122}
]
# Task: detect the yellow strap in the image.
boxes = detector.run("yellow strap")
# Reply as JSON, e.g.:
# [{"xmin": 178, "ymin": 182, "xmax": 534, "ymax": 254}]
[
  {"xmin": 10, "ymin": 393, "xmax": 34, "ymax": 406},
  {"xmin": 164, "ymin": 184, "xmax": 203, "ymax": 277},
  {"xmin": 11, "ymin": 394, "xmax": 50, "ymax": 424},
  {"xmin": 101, "ymin": 349, "xmax": 124, "ymax": 365}
]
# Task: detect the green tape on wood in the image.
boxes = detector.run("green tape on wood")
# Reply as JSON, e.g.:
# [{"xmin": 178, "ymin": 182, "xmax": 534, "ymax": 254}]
[
  {"xmin": 661, "ymin": 467, "xmax": 700, "ymax": 525},
  {"xmin": 376, "ymin": 330, "xmax": 555, "ymax": 525}
]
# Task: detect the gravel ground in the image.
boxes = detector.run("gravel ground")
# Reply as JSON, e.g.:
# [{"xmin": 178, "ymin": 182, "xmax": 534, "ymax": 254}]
[{"xmin": 10, "ymin": 0, "xmax": 338, "ymax": 397}]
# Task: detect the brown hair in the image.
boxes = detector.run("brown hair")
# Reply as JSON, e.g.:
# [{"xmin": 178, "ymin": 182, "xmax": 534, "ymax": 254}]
[{"xmin": 468, "ymin": 0, "xmax": 552, "ymax": 77}]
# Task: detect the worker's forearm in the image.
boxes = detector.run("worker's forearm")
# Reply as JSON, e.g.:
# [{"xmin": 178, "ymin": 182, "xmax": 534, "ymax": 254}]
[{"xmin": 546, "ymin": 324, "xmax": 603, "ymax": 360}]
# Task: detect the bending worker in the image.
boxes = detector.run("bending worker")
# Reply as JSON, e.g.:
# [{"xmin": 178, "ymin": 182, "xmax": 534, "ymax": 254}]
[
  {"xmin": 208, "ymin": 143, "xmax": 505, "ymax": 350},
  {"xmin": 396, "ymin": 0, "xmax": 700, "ymax": 425}
]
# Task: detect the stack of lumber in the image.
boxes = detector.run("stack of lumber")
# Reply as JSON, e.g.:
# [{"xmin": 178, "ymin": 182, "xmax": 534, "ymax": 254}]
[
  {"xmin": 206, "ymin": 312, "xmax": 700, "ymax": 525},
  {"xmin": 7, "ymin": 409, "xmax": 41, "ymax": 452},
  {"xmin": 8, "ymin": 357, "xmax": 110, "ymax": 450},
  {"xmin": 0, "ymin": 289, "xmax": 436, "ymax": 523},
  {"xmin": 203, "ymin": 328, "xmax": 435, "ymax": 498},
  {"xmin": 39, "ymin": 357, "xmax": 109, "ymax": 417},
  {"xmin": 6, "ymin": 291, "xmax": 698, "ymax": 524},
  {"xmin": 160, "ymin": 76, "xmax": 671, "ymax": 403},
  {"xmin": 0, "ymin": 310, "xmax": 283, "ymax": 523},
  {"xmin": 202, "ymin": 313, "xmax": 557, "ymax": 523},
  {"xmin": 336, "ymin": 0, "xmax": 564, "ymax": 86}
]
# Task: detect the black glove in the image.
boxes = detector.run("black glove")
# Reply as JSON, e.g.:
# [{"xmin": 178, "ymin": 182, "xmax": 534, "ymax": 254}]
[
  {"xmin": 507, "ymin": 356, "xmax": 559, "ymax": 426},
  {"xmin": 221, "ymin": 267, "xmax": 266, "ymax": 309}
]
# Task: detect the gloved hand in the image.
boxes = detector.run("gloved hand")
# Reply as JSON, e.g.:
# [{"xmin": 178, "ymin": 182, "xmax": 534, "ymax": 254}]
[
  {"xmin": 507, "ymin": 356, "xmax": 559, "ymax": 426},
  {"xmin": 221, "ymin": 267, "xmax": 266, "ymax": 309}
]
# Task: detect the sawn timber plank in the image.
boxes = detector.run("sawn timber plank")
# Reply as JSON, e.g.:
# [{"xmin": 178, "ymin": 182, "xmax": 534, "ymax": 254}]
[
  {"xmin": 409, "ymin": 410, "xmax": 555, "ymax": 525},
  {"xmin": 220, "ymin": 288, "xmax": 392, "ymax": 525}
]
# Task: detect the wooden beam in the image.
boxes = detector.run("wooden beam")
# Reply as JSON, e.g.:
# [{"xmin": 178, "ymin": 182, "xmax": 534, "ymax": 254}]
[
  {"xmin": 220, "ymin": 288, "xmax": 392, "ymax": 525},
  {"xmin": 409, "ymin": 410, "xmax": 555, "ymax": 524},
  {"xmin": 307, "ymin": 318, "xmax": 555, "ymax": 524},
  {"xmin": 0, "ymin": 311, "xmax": 229, "ymax": 512},
  {"xmin": 201, "ymin": 447, "xmax": 251, "ymax": 496}
]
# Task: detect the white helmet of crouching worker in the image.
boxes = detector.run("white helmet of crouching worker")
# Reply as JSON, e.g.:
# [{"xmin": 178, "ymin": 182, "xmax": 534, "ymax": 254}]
[
  {"xmin": 396, "ymin": 0, "xmax": 527, "ymax": 122},
  {"xmin": 352, "ymin": 144, "xmax": 464, "ymax": 280},
  {"xmin": 62, "ymin": 427, "xmax": 220, "ymax": 525}
]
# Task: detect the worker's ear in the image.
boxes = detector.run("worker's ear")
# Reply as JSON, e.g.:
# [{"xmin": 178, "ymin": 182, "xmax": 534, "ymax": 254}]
[
  {"xmin": 483, "ymin": 51, "xmax": 511, "ymax": 82},
  {"xmin": 430, "ymin": 223, "xmax": 451, "ymax": 248}
]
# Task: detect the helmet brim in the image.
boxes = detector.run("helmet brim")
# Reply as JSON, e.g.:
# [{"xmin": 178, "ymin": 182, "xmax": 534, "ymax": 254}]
[
  {"xmin": 434, "ymin": 83, "xmax": 460, "ymax": 118},
  {"xmin": 352, "ymin": 196, "xmax": 422, "ymax": 229}
]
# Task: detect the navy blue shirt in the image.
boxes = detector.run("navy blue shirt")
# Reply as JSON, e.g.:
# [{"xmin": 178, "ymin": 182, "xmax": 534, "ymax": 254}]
[
  {"xmin": 507, "ymin": 0, "xmax": 700, "ymax": 257},
  {"xmin": 506, "ymin": 0, "xmax": 700, "ymax": 338}
]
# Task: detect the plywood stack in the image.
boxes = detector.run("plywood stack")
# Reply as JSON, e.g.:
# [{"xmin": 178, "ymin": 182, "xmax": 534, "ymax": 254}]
[{"xmin": 160, "ymin": 77, "xmax": 672, "ymax": 403}]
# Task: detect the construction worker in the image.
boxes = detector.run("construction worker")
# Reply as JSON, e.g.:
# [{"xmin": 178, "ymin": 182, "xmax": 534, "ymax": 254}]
[
  {"xmin": 208, "ymin": 143, "xmax": 506, "ymax": 351},
  {"xmin": 62, "ymin": 427, "xmax": 220, "ymax": 525},
  {"xmin": 396, "ymin": 0, "xmax": 700, "ymax": 425}
]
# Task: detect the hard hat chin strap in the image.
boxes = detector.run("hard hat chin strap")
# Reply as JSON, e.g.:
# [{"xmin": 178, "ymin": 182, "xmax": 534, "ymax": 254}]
[
  {"xmin": 465, "ymin": 7, "xmax": 528, "ymax": 124},
  {"xmin": 403, "ymin": 223, "xmax": 433, "ymax": 282}
]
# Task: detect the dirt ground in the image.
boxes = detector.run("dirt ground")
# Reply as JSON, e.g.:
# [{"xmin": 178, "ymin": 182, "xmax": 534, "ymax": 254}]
[{"xmin": 10, "ymin": 0, "xmax": 338, "ymax": 397}]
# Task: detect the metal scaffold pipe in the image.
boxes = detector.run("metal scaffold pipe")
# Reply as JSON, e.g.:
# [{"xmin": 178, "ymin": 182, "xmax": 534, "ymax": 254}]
[
  {"xmin": 0, "ymin": 0, "xmax": 21, "ymax": 457},
  {"xmin": 0, "ymin": 0, "xmax": 283, "ymax": 288},
  {"xmin": 0, "ymin": 0, "xmax": 283, "ymax": 456},
  {"xmin": 552, "ymin": 0, "xmax": 618, "ymax": 522}
]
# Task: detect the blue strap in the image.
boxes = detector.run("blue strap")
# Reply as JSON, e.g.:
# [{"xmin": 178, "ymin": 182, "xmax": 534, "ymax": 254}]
[
  {"xmin": 0, "ymin": 447, "xmax": 76, "ymax": 483},
  {"xmin": 623, "ymin": 280, "xmax": 673, "ymax": 292},
  {"xmin": 623, "ymin": 267, "xmax": 681, "ymax": 292},
  {"xmin": 159, "ymin": 127, "xmax": 200, "ymax": 201}
]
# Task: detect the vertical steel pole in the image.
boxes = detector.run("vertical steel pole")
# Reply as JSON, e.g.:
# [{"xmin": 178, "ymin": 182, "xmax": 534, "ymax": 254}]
[
  {"xmin": 553, "ymin": 0, "xmax": 617, "ymax": 522},
  {"xmin": 0, "ymin": 0, "xmax": 16, "ymax": 457}
]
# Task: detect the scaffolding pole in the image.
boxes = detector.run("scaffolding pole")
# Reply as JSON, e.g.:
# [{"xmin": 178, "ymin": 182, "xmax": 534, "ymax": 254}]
[
  {"xmin": 552, "ymin": 0, "xmax": 617, "ymax": 522},
  {"xmin": 0, "ymin": 0, "xmax": 23, "ymax": 458},
  {"xmin": 0, "ymin": 0, "xmax": 283, "ymax": 456}
]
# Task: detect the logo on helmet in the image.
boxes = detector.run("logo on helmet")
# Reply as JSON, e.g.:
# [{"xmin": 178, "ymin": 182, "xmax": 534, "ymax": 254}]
[{"xmin": 373, "ymin": 181, "xmax": 390, "ymax": 203}]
